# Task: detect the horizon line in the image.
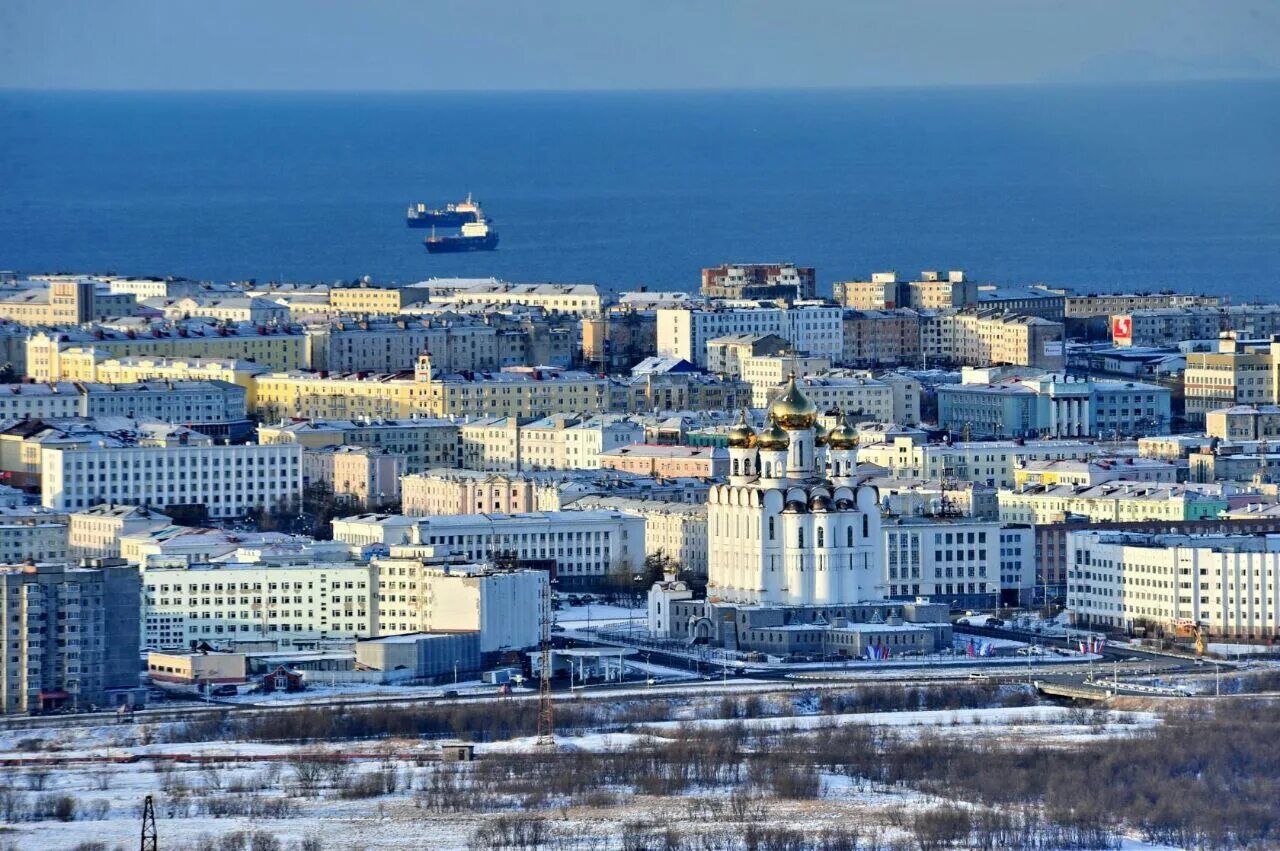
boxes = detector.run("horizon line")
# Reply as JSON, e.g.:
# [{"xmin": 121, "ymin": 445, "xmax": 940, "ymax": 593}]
[{"xmin": 3, "ymin": 75, "xmax": 1279, "ymax": 97}]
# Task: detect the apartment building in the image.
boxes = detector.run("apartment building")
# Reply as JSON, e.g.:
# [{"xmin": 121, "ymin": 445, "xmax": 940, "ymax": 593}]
[
  {"xmin": 834, "ymin": 270, "xmax": 976, "ymax": 311},
  {"xmin": 41, "ymin": 440, "xmax": 303, "ymax": 517},
  {"xmin": 599, "ymin": 444, "xmax": 728, "ymax": 478},
  {"xmin": 0, "ymin": 279, "xmax": 118, "ymax": 326},
  {"xmin": 1111, "ymin": 307, "xmax": 1223, "ymax": 347},
  {"xmin": 855, "ymin": 433, "xmax": 1096, "ymax": 489},
  {"xmin": 612, "ymin": 370, "xmax": 751, "ymax": 414},
  {"xmin": 0, "ymin": 381, "xmax": 248, "ymax": 432},
  {"xmin": 402, "ymin": 470, "xmax": 540, "ymax": 516},
  {"xmin": 68, "ymin": 504, "xmax": 171, "ymax": 559},
  {"xmin": 921, "ymin": 309, "xmax": 1065, "ymax": 370},
  {"xmin": 0, "ymin": 563, "xmax": 141, "ymax": 714},
  {"xmin": 657, "ymin": 304, "xmax": 844, "ymax": 368},
  {"xmin": 741, "ymin": 354, "xmax": 833, "ymax": 406},
  {"xmin": 882, "ymin": 517, "xmax": 1034, "ymax": 610},
  {"xmin": 141, "ymin": 296, "xmax": 290, "ymax": 324},
  {"xmin": 1013, "ymin": 458, "xmax": 1178, "ymax": 489},
  {"xmin": 302, "ymin": 446, "xmax": 402, "ymax": 508},
  {"xmin": 997, "ymin": 483, "xmax": 1230, "ymax": 525},
  {"xmin": 841, "ymin": 309, "xmax": 923, "ymax": 368},
  {"xmin": 580, "ymin": 309, "xmax": 659, "ymax": 374},
  {"xmin": 140, "ymin": 561, "xmax": 376, "ymax": 649},
  {"xmin": 518, "ymin": 414, "xmax": 644, "ymax": 471},
  {"xmin": 304, "ymin": 316, "xmax": 501, "ymax": 373},
  {"xmin": 332, "ymin": 510, "xmax": 645, "ymax": 590},
  {"xmin": 705, "ymin": 334, "xmax": 791, "ymax": 377},
  {"xmin": 565, "ymin": 496, "xmax": 709, "ymax": 578},
  {"xmin": 374, "ymin": 552, "xmax": 546, "ymax": 651},
  {"xmin": 327, "ymin": 283, "xmax": 432, "ymax": 315},
  {"xmin": 27, "ymin": 322, "xmax": 307, "ymax": 381},
  {"xmin": 1063, "ymin": 292, "xmax": 1220, "ymax": 318},
  {"xmin": 258, "ymin": 417, "xmax": 460, "ymax": 474},
  {"xmin": 458, "ymin": 416, "xmax": 523, "ymax": 473},
  {"xmin": 766, "ymin": 371, "xmax": 920, "ymax": 425},
  {"xmin": 1183, "ymin": 336, "xmax": 1277, "ymax": 423},
  {"xmin": 60, "ymin": 353, "xmax": 269, "ymax": 400},
  {"xmin": 1205, "ymin": 405, "xmax": 1280, "ymax": 441},
  {"xmin": 0, "ymin": 508, "xmax": 70, "ymax": 564},
  {"xmin": 700, "ymin": 263, "xmax": 816, "ymax": 301},
  {"xmin": 1067, "ymin": 531, "xmax": 1280, "ymax": 637},
  {"xmin": 411, "ymin": 280, "xmax": 605, "ymax": 316}
]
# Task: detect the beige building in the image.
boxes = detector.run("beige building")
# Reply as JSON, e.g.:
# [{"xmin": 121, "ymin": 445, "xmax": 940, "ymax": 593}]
[
  {"xmin": 69, "ymin": 504, "xmax": 172, "ymax": 560},
  {"xmin": 518, "ymin": 414, "xmax": 644, "ymax": 472},
  {"xmin": 765, "ymin": 371, "xmax": 921, "ymax": 425},
  {"xmin": 413, "ymin": 281, "xmax": 605, "ymax": 316},
  {"xmin": 305, "ymin": 317, "xmax": 501, "ymax": 374},
  {"xmin": 1205, "ymin": 405, "xmax": 1280, "ymax": 442},
  {"xmin": 27, "ymin": 322, "xmax": 307, "ymax": 381},
  {"xmin": 997, "ymin": 483, "xmax": 1229, "ymax": 525},
  {"xmin": 328, "ymin": 284, "xmax": 432, "ymax": 315},
  {"xmin": 705, "ymin": 333, "xmax": 790, "ymax": 377},
  {"xmin": 1111, "ymin": 307, "xmax": 1222, "ymax": 347},
  {"xmin": 459, "ymin": 416, "xmax": 523, "ymax": 473},
  {"xmin": 599, "ymin": 444, "xmax": 728, "ymax": 478},
  {"xmin": 1064, "ymin": 292, "xmax": 1219, "ymax": 318},
  {"xmin": 332, "ymin": 446, "xmax": 402, "ymax": 509},
  {"xmin": 921, "ymin": 309, "xmax": 1065, "ymax": 370},
  {"xmin": 146, "ymin": 651, "xmax": 247, "ymax": 685},
  {"xmin": 1184, "ymin": 336, "xmax": 1277, "ymax": 423},
  {"xmin": 401, "ymin": 469, "xmax": 539, "ymax": 516},
  {"xmin": 834, "ymin": 271, "xmax": 976, "ymax": 311},
  {"xmin": 0, "ymin": 279, "xmax": 103, "ymax": 326},
  {"xmin": 59, "ymin": 353, "xmax": 269, "ymax": 407},
  {"xmin": 741, "ymin": 353, "xmax": 833, "ymax": 406},
  {"xmin": 257, "ymin": 417, "xmax": 460, "ymax": 474},
  {"xmin": 856, "ymin": 433, "xmax": 1097, "ymax": 489},
  {"xmin": 141, "ymin": 296, "xmax": 290, "ymax": 324}
]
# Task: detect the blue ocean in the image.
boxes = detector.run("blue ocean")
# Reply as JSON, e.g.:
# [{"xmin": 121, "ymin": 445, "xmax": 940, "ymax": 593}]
[{"xmin": 1, "ymin": 82, "xmax": 1277, "ymax": 297}]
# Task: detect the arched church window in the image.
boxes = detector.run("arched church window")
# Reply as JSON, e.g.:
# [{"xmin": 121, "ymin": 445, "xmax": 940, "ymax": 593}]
[
  {"xmin": 768, "ymin": 516, "xmax": 775, "ymax": 541},
  {"xmin": 798, "ymin": 527, "xmax": 805, "ymax": 548},
  {"xmin": 862, "ymin": 515, "xmax": 869, "ymax": 537},
  {"xmin": 817, "ymin": 528, "xmax": 824, "ymax": 547},
  {"xmin": 847, "ymin": 527, "xmax": 853, "ymax": 547}
]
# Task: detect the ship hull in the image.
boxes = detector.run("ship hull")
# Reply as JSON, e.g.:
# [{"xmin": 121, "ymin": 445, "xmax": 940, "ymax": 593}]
[
  {"xmin": 425, "ymin": 233, "xmax": 500, "ymax": 253},
  {"xmin": 407, "ymin": 211, "xmax": 479, "ymax": 228}
]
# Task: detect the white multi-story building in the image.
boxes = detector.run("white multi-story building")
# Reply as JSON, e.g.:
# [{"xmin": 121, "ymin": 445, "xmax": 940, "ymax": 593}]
[
  {"xmin": 882, "ymin": 517, "xmax": 1034, "ymax": 610},
  {"xmin": 0, "ymin": 381, "xmax": 247, "ymax": 427},
  {"xmin": 517, "ymin": 414, "xmax": 644, "ymax": 471},
  {"xmin": 411, "ymin": 280, "xmax": 605, "ymax": 316},
  {"xmin": 332, "ymin": 510, "xmax": 645, "ymax": 591},
  {"xmin": 1067, "ymin": 531, "xmax": 1280, "ymax": 637},
  {"xmin": 41, "ymin": 441, "xmax": 303, "ymax": 517},
  {"xmin": 707, "ymin": 379, "xmax": 883, "ymax": 606},
  {"xmin": 657, "ymin": 304, "xmax": 844, "ymax": 368},
  {"xmin": 564, "ymin": 496, "xmax": 709, "ymax": 579},
  {"xmin": 740, "ymin": 354, "xmax": 833, "ymax": 405},
  {"xmin": 765, "ymin": 371, "xmax": 921, "ymax": 426},
  {"xmin": 68, "ymin": 504, "xmax": 171, "ymax": 559},
  {"xmin": 855, "ymin": 433, "xmax": 1097, "ymax": 489},
  {"xmin": 140, "ymin": 561, "xmax": 376, "ymax": 649},
  {"xmin": 374, "ymin": 549, "xmax": 546, "ymax": 652}
]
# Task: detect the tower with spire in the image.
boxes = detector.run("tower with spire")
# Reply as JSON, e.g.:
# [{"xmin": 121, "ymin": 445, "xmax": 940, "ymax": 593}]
[{"xmin": 707, "ymin": 375, "xmax": 882, "ymax": 606}]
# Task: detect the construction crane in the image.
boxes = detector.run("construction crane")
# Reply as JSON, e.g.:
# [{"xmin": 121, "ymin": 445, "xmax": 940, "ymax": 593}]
[
  {"xmin": 535, "ymin": 573, "xmax": 555, "ymax": 748},
  {"xmin": 140, "ymin": 794, "xmax": 157, "ymax": 851}
]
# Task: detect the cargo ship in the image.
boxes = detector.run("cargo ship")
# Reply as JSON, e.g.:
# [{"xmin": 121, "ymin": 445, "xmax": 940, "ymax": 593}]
[
  {"xmin": 406, "ymin": 193, "xmax": 482, "ymax": 228},
  {"xmin": 424, "ymin": 218, "xmax": 499, "ymax": 253}
]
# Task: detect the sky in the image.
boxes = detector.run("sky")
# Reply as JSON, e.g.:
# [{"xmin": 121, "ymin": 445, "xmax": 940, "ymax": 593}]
[{"xmin": 1, "ymin": 0, "xmax": 1277, "ymax": 91}]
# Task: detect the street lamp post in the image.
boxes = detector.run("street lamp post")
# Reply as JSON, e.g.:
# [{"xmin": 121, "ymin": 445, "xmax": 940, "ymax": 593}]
[{"xmin": 453, "ymin": 660, "xmax": 459, "ymax": 687}]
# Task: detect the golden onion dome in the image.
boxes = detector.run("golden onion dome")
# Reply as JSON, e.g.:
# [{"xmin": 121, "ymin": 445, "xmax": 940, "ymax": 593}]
[
  {"xmin": 828, "ymin": 417, "xmax": 859, "ymax": 450},
  {"xmin": 813, "ymin": 420, "xmax": 830, "ymax": 447},
  {"xmin": 769, "ymin": 375, "xmax": 818, "ymax": 430},
  {"xmin": 726, "ymin": 410, "xmax": 757, "ymax": 449},
  {"xmin": 757, "ymin": 414, "xmax": 790, "ymax": 451}
]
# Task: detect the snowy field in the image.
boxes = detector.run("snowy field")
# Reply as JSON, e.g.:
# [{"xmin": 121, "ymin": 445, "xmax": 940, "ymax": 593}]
[{"xmin": 0, "ymin": 695, "xmax": 1167, "ymax": 850}]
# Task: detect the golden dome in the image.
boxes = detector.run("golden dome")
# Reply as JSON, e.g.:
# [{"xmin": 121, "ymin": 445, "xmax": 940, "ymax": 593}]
[
  {"xmin": 813, "ymin": 420, "xmax": 830, "ymax": 447},
  {"xmin": 726, "ymin": 410, "xmax": 757, "ymax": 449},
  {"xmin": 769, "ymin": 375, "xmax": 818, "ymax": 430},
  {"xmin": 829, "ymin": 414, "xmax": 859, "ymax": 450},
  {"xmin": 757, "ymin": 413, "xmax": 790, "ymax": 451}
]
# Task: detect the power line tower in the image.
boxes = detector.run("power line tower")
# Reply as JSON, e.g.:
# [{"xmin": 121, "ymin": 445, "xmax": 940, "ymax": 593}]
[
  {"xmin": 140, "ymin": 794, "xmax": 157, "ymax": 851},
  {"xmin": 535, "ymin": 573, "xmax": 555, "ymax": 748}
]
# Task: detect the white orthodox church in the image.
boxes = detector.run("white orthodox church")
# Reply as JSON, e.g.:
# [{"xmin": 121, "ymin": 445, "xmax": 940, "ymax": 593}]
[{"xmin": 707, "ymin": 376, "xmax": 884, "ymax": 607}]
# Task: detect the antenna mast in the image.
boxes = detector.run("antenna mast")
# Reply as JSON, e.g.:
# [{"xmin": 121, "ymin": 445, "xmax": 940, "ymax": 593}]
[{"xmin": 141, "ymin": 794, "xmax": 158, "ymax": 851}]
